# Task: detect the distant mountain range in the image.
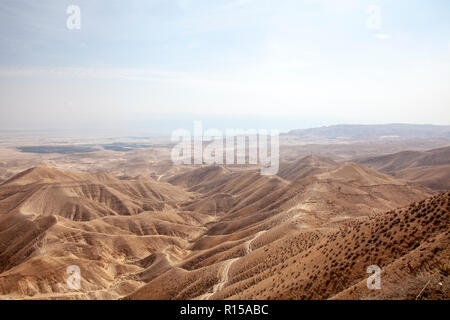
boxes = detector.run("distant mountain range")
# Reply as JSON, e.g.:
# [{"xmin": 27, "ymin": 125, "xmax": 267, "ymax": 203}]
[{"xmin": 285, "ymin": 124, "xmax": 450, "ymax": 139}]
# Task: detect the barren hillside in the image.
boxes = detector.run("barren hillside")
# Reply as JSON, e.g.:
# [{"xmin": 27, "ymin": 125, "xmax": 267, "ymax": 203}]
[
  {"xmin": 0, "ymin": 161, "xmax": 444, "ymax": 300},
  {"xmin": 355, "ymin": 146, "xmax": 450, "ymax": 190}
]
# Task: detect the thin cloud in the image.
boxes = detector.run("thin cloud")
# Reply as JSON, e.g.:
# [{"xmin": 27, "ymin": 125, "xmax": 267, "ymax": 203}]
[
  {"xmin": 374, "ymin": 33, "xmax": 391, "ymax": 40},
  {"xmin": 0, "ymin": 66, "xmax": 193, "ymax": 83}
]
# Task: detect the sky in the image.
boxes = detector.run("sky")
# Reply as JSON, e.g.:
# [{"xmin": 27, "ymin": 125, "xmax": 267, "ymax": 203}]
[{"xmin": 0, "ymin": 0, "xmax": 449, "ymax": 132}]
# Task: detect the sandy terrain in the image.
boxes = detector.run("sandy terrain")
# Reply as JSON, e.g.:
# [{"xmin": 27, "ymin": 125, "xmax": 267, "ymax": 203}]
[{"xmin": 0, "ymin": 132, "xmax": 448, "ymax": 300}]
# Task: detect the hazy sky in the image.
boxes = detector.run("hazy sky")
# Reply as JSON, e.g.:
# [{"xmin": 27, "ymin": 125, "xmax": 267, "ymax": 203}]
[{"xmin": 0, "ymin": 0, "xmax": 449, "ymax": 132}]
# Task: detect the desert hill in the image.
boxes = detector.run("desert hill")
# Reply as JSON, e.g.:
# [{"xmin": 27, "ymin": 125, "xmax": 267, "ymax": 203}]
[
  {"xmin": 175, "ymin": 159, "xmax": 431, "ymax": 219},
  {"xmin": 122, "ymin": 160, "xmax": 435, "ymax": 300},
  {"xmin": 355, "ymin": 146, "xmax": 450, "ymax": 190},
  {"xmin": 0, "ymin": 167, "xmax": 210, "ymax": 299},
  {"xmin": 392, "ymin": 166, "xmax": 450, "ymax": 192},
  {"xmin": 229, "ymin": 192, "xmax": 450, "ymax": 300},
  {"xmin": 277, "ymin": 155, "xmax": 337, "ymax": 181},
  {"xmin": 0, "ymin": 161, "xmax": 443, "ymax": 300},
  {"xmin": 355, "ymin": 146, "xmax": 450, "ymax": 173},
  {"xmin": 127, "ymin": 192, "xmax": 449, "ymax": 300},
  {"xmin": 0, "ymin": 166, "xmax": 191, "ymax": 220}
]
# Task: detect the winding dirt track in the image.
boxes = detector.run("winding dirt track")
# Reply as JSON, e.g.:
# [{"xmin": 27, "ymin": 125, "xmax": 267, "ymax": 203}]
[
  {"xmin": 162, "ymin": 246, "xmax": 173, "ymax": 264},
  {"xmin": 196, "ymin": 230, "xmax": 267, "ymax": 300}
]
